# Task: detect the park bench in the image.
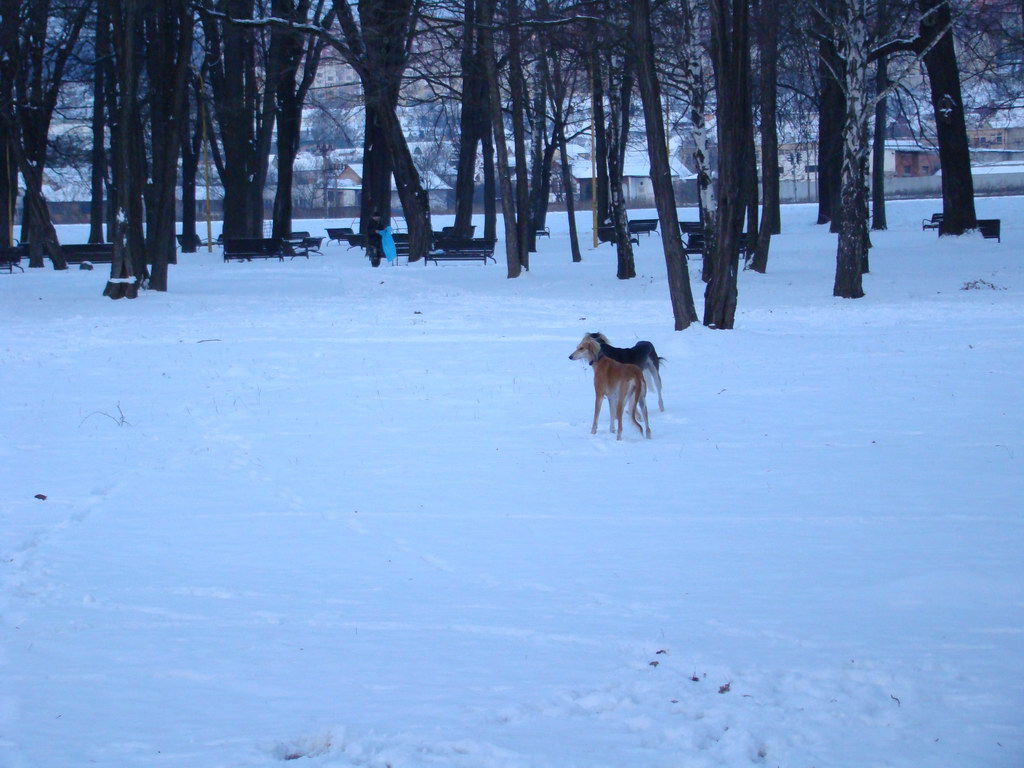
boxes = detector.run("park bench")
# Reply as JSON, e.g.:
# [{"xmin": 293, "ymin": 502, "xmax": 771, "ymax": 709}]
[
  {"xmin": 435, "ymin": 225, "xmax": 476, "ymax": 239},
  {"xmin": 284, "ymin": 231, "xmax": 323, "ymax": 257},
  {"xmin": 61, "ymin": 243, "xmax": 114, "ymax": 264},
  {"xmin": 177, "ymin": 233, "xmax": 221, "ymax": 250},
  {"xmin": 597, "ymin": 224, "xmax": 640, "ymax": 246},
  {"xmin": 326, "ymin": 226, "xmax": 351, "ymax": 245},
  {"xmin": 326, "ymin": 227, "xmax": 365, "ymax": 248},
  {"xmin": 683, "ymin": 231, "xmax": 753, "ymax": 259},
  {"xmin": 425, "ymin": 237, "xmax": 497, "ymax": 265},
  {"xmin": 977, "ymin": 219, "xmax": 1001, "ymax": 242},
  {"xmin": 679, "ymin": 221, "xmax": 703, "ymax": 236},
  {"xmin": 391, "ymin": 232, "xmax": 412, "ymax": 260},
  {"xmin": 223, "ymin": 237, "xmax": 285, "ymax": 262},
  {"xmin": 922, "ymin": 213, "xmax": 943, "ymax": 230},
  {"xmin": 937, "ymin": 218, "xmax": 1002, "ymax": 242},
  {"xmin": 628, "ymin": 218, "xmax": 659, "ymax": 236},
  {"xmin": 535, "ymin": 226, "xmax": 550, "ymax": 238},
  {"xmin": 0, "ymin": 244, "xmax": 25, "ymax": 273},
  {"xmin": 683, "ymin": 231, "xmax": 706, "ymax": 256}
]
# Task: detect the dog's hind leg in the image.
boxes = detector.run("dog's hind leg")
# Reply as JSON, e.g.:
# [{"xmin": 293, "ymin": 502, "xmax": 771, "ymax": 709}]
[
  {"xmin": 613, "ymin": 390, "xmax": 627, "ymax": 440},
  {"xmin": 607, "ymin": 393, "xmax": 620, "ymax": 434}
]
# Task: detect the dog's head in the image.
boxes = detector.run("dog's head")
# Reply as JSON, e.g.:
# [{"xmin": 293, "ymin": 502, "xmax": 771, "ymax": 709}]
[
  {"xmin": 569, "ymin": 336, "xmax": 602, "ymax": 363},
  {"xmin": 587, "ymin": 332, "xmax": 610, "ymax": 346}
]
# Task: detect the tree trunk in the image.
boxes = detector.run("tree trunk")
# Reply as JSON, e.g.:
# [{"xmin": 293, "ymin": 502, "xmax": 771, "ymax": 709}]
[
  {"xmin": 591, "ymin": 53, "xmax": 610, "ymax": 226},
  {"xmin": 556, "ymin": 116, "xmax": 582, "ymax": 263},
  {"xmin": 482, "ymin": 122, "xmax": 497, "ymax": 240},
  {"xmin": 507, "ymin": 0, "xmax": 531, "ymax": 271},
  {"xmin": 107, "ymin": 0, "xmax": 141, "ymax": 293},
  {"xmin": 632, "ymin": 0, "xmax": 698, "ymax": 329},
  {"xmin": 144, "ymin": 0, "xmax": 192, "ymax": 291},
  {"xmin": 204, "ymin": 0, "xmax": 276, "ymax": 239},
  {"xmin": 604, "ymin": 52, "xmax": 636, "ymax": 280},
  {"xmin": 453, "ymin": 0, "xmax": 485, "ymax": 238},
  {"xmin": 0, "ymin": 129, "xmax": 12, "ymax": 249},
  {"xmin": 270, "ymin": 31, "xmax": 304, "ymax": 242},
  {"xmin": 833, "ymin": 0, "xmax": 870, "ymax": 299},
  {"xmin": 270, "ymin": 0, "xmax": 326, "ymax": 242},
  {"xmin": 816, "ymin": 31, "xmax": 844, "ymax": 227},
  {"xmin": 750, "ymin": 0, "xmax": 780, "ymax": 273},
  {"xmin": 3, "ymin": 0, "xmax": 87, "ymax": 269},
  {"xmin": 918, "ymin": 0, "xmax": 976, "ymax": 234},
  {"xmin": 375, "ymin": 100, "xmax": 433, "ymax": 261},
  {"xmin": 527, "ymin": 63, "xmax": 551, "ymax": 254},
  {"xmin": 871, "ymin": 51, "xmax": 888, "ymax": 231},
  {"xmin": 706, "ymin": 0, "xmax": 749, "ymax": 329},
  {"xmin": 360, "ymin": 106, "xmax": 390, "ymax": 267},
  {"xmin": 479, "ymin": 0, "xmax": 521, "ymax": 278},
  {"xmin": 89, "ymin": 4, "xmax": 111, "ymax": 245},
  {"xmin": 179, "ymin": 77, "xmax": 201, "ymax": 252}
]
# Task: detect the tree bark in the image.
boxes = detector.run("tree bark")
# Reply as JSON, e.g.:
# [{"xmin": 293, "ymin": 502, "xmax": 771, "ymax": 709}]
[
  {"xmin": 918, "ymin": 0, "xmax": 976, "ymax": 234},
  {"xmin": 203, "ymin": 0, "xmax": 276, "ymax": 239},
  {"xmin": 143, "ymin": 0, "xmax": 193, "ymax": 291},
  {"xmin": 750, "ymin": 0, "xmax": 780, "ymax": 273},
  {"xmin": 106, "ymin": 0, "xmax": 143, "ymax": 291},
  {"xmin": 833, "ymin": 0, "xmax": 870, "ymax": 299},
  {"xmin": 871, "ymin": 50, "xmax": 888, "ymax": 230},
  {"xmin": 631, "ymin": 0, "xmax": 698, "ymax": 329},
  {"xmin": 590, "ymin": 53, "xmax": 610, "ymax": 227},
  {"xmin": 507, "ymin": 0, "xmax": 531, "ymax": 271},
  {"xmin": 479, "ymin": 0, "xmax": 522, "ymax": 277},
  {"xmin": 453, "ymin": 0, "xmax": 485, "ymax": 238},
  {"xmin": 89, "ymin": 4, "xmax": 111, "ymax": 245},
  {"xmin": 603, "ymin": 52, "xmax": 636, "ymax": 280},
  {"xmin": 270, "ymin": 0, "xmax": 328, "ymax": 242},
  {"xmin": 816, "ymin": 27, "xmax": 844, "ymax": 227},
  {"xmin": 179, "ymin": 76, "xmax": 202, "ymax": 252},
  {"xmin": 706, "ymin": 0, "xmax": 749, "ymax": 329}
]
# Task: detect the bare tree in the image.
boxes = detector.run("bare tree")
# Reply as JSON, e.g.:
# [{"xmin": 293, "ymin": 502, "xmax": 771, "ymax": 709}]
[
  {"xmin": 200, "ymin": 0, "xmax": 277, "ymax": 239},
  {"xmin": 479, "ymin": 0, "xmax": 524, "ymax": 277},
  {"xmin": 0, "ymin": 0, "xmax": 89, "ymax": 269},
  {"xmin": 706, "ymin": 0, "xmax": 750, "ymax": 328},
  {"xmin": 631, "ymin": 0, "xmax": 698, "ymax": 329},
  {"xmin": 916, "ymin": 0, "xmax": 976, "ymax": 233},
  {"xmin": 270, "ymin": 0, "xmax": 332, "ymax": 241},
  {"xmin": 143, "ymin": 0, "xmax": 195, "ymax": 291},
  {"xmin": 330, "ymin": 0, "xmax": 433, "ymax": 264},
  {"xmin": 749, "ymin": 0, "xmax": 781, "ymax": 273}
]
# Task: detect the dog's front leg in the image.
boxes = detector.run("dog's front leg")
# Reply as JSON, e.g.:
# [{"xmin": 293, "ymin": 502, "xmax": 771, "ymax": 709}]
[{"xmin": 591, "ymin": 392, "xmax": 602, "ymax": 434}]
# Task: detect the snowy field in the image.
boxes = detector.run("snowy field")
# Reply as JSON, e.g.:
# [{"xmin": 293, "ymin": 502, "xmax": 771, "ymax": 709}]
[{"xmin": 1, "ymin": 197, "xmax": 1022, "ymax": 768}]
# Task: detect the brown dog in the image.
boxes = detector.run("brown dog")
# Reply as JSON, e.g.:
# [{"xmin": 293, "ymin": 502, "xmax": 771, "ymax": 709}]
[{"xmin": 570, "ymin": 337, "xmax": 652, "ymax": 440}]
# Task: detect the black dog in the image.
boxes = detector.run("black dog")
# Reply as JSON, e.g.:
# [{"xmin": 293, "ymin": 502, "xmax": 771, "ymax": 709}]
[{"xmin": 585, "ymin": 333, "xmax": 665, "ymax": 411}]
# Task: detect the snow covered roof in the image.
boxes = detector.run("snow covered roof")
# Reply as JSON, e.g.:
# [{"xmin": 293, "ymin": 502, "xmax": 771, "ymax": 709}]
[{"xmin": 971, "ymin": 161, "xmax": 1024, "ymax": 175}]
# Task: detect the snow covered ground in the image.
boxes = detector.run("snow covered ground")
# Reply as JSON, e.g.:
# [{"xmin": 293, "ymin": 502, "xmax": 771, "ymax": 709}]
[{"xmin": 1, "ymin": 197, "xmax": 1022, "ymax": 768}]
